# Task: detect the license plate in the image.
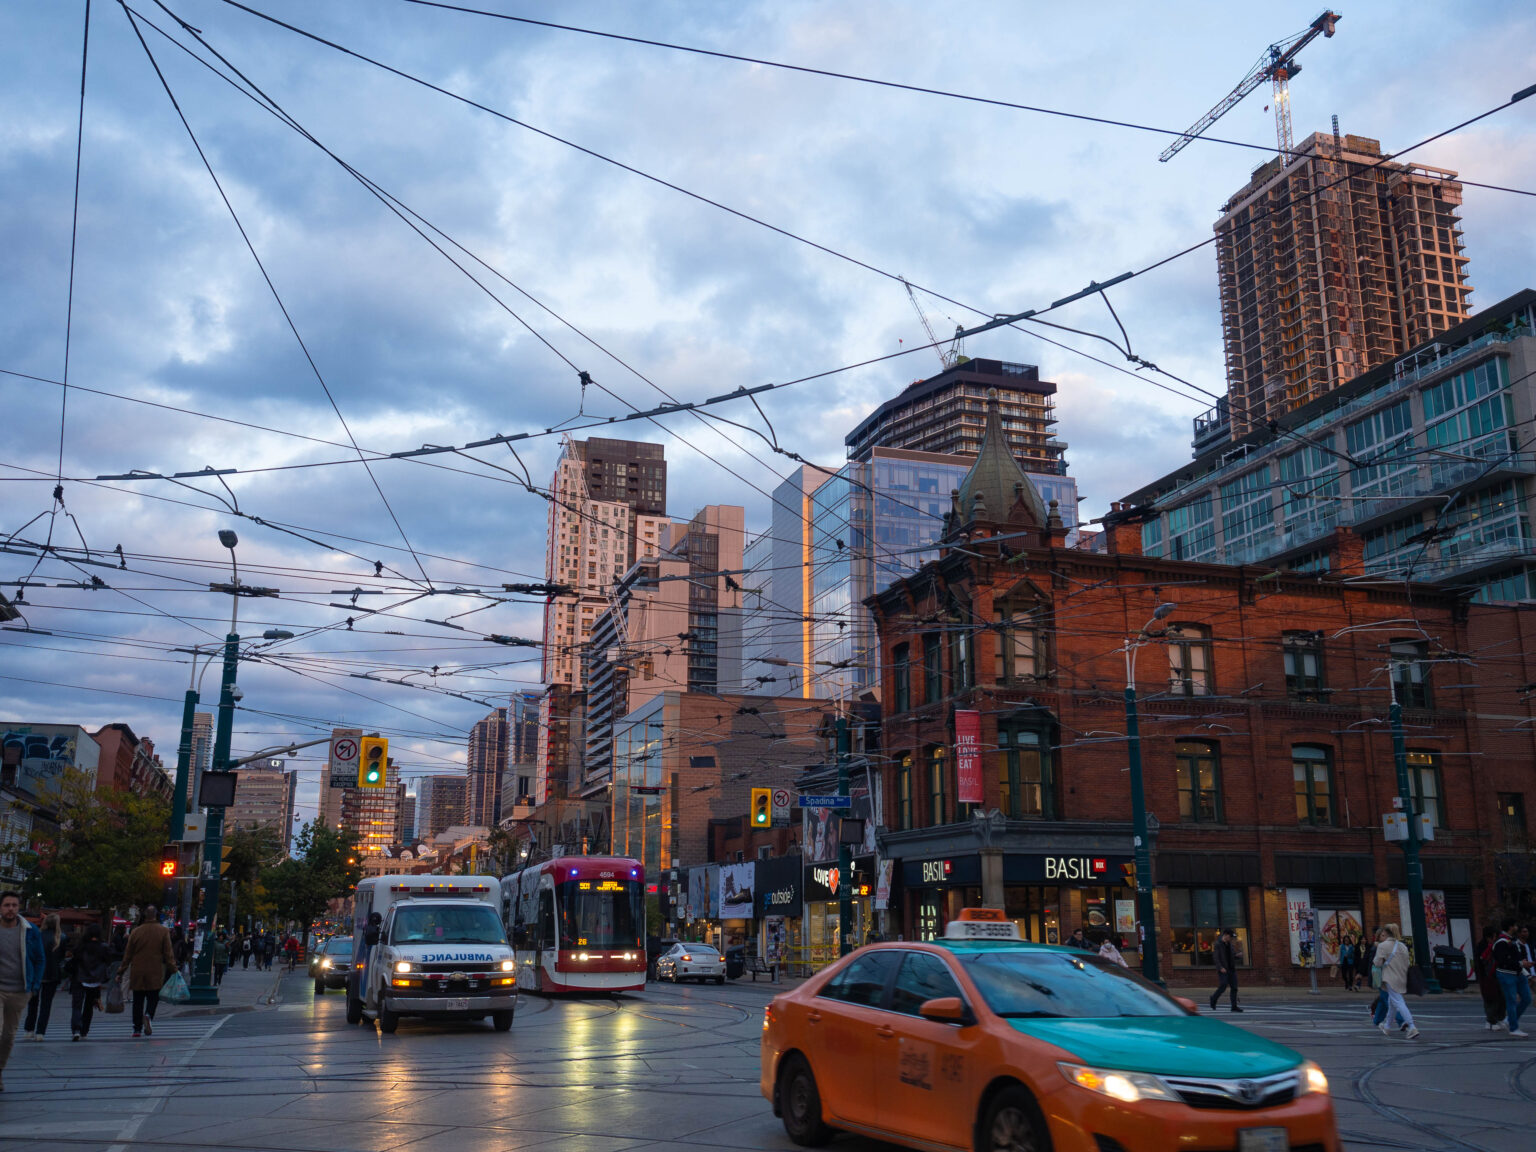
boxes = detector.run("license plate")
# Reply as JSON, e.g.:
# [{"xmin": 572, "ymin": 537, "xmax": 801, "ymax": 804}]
[
  {"xmin": 445, "ymin": 998, "xmax": 470, "ymax": 1011},
  {"xmin": 1237, "ymin": 1129, "xmax": 1288, "ymax": 1152}
]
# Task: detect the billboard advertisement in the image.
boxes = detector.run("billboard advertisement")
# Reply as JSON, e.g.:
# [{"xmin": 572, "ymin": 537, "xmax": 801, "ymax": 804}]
[
  {"xmin": 719, "ymin": 861, "xmax": 755, "ymax": 919},
  {"xmin": 955, "ymin": 709, "xmax": 983, "ymax": 804}
]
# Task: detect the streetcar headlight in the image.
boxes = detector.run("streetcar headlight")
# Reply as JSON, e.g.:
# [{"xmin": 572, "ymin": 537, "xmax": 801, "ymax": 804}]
[
  {"xmin": 577, "ymin": 952, "xmax": 589, "ymax": 961},
  {"xmin": 501, "ymin": 960, "xmax": 515, "ymax": 972},
  {"xmin": 1058, "ymin": 1062, "xmax": 1178, "ymax": 1103},
  {"xmin": 1297, "ymin": 1061, "xmax": 1329, "ymax": 1096},
  {"xmin": 395, "ymin": 961, "xmax": 414, "ymax": 974}
]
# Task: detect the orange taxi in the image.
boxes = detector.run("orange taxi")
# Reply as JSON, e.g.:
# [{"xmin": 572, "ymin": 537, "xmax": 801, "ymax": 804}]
[{"xmin": 761, "ymin": 909, "xmax": 1339, "ymax": 1152}]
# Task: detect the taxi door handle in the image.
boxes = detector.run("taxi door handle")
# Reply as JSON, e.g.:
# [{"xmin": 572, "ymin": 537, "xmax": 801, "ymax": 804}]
[
  {"xmin": 875, "ymin": 1025, "xmax": 896, "ymax": 1039},
  {"xmin": 806, "ymin": 1010, "xmax": 822, "ymax": 1024}
]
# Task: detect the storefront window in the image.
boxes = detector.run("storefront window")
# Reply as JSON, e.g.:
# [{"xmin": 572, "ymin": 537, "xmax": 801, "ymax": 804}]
[
  {"xmin": 997, "ymin": 729, "xmax": 1050, "ymax": 818},
  {"xmin": 1169, "ymin": 887, "xmax": 1250, "ymax": 968},
  {"xmin": 916, "ymin": 892, "xmax": 942, "ymax": 942},
  {"xmin": 1003, "ymin": 886, "xmax": 1060, "ymax": 945}
]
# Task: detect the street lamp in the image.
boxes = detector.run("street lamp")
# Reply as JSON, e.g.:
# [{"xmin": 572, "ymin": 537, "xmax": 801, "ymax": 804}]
[{"xmin": 1125, "ymin": 601, "xmax": 1176, "ymax": 985}]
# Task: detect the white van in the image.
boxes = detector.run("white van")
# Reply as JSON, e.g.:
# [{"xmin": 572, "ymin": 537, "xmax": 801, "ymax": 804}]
[{"xmin": 346, "ymin": 875, "xmax": 516, "ymax": 1033}]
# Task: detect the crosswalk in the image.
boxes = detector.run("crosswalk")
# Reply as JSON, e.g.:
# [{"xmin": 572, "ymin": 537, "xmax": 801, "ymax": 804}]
[{"xmin": 63, "ymin": 1017, "xmax": 227, "ymax": 1042}]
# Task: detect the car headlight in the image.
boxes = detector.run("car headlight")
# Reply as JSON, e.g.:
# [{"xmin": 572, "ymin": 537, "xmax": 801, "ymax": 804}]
[
  {"xmin": 320, "ymin": 958, "xmax": 331, "ymax": 969},
  {"xmin": 1058, "ymin": 1062, "xmax": 1179, "ymax": 1103},
  {"xmin": 501, "ymin": 960, "xmax": 515, "ymax": 972},
  {"xmin": 395, "ymin": 961, "xmax": 414, "ymax": 974},
  {"xmin": 1296, "ymin": 1061, "xmax": 1328, "ymax": 1096}
]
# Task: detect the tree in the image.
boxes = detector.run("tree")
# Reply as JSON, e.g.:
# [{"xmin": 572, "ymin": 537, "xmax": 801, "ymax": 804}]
[
  {"xmin": 263, "ymin": 821, "xmax": 362, "ymax": 945},
  {"xmin": 25, "ymin": 770, "xmax": 171, "ymax": 916},
  {"xmin": 218, "ymin": 824, "xmax": 283, "ymax": 926}
]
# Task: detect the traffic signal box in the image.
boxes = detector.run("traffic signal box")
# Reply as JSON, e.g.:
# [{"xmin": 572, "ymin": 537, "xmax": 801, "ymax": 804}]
[
  {"xmin": 750, "ymin": 787, "xmax": 771, "ymax": 828},
  {"xmin": 358, "ymin": 737, "xmax": 389, "ymax": 788},
  {"xmin": 159, "ymin": 843, "xmax": 179, "ymax": 879},
  {"xmin": 1122, "ymin": 862, "xmax": 1137, "ymax": 889}
]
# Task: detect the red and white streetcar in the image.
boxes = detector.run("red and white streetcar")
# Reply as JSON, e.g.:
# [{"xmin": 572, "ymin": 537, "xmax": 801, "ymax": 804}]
[{"xmin": 500, "ymin": 856, "xmax": 647, "ymax": 993}]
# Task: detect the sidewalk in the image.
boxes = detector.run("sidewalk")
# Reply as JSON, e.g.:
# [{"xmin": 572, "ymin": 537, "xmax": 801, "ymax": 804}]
[{"xmin": 159, "ymin": 957, "xmax": 289, "ymax": 1018}]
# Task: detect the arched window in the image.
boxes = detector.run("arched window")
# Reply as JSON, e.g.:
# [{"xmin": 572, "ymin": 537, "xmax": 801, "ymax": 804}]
[
  {"xmin": 1292, "ymin": 745, "xmax": 1334, "ymax": 826},
  {"xmin": 1174, "ymin": 741, "xmax": 1222, "ymax": 822},
  {"xmin": 1391, "ymin": 640, "xmax": 1432, "ymax": 708}
]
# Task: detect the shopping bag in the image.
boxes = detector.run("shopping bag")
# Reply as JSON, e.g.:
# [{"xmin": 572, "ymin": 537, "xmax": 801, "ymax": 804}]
[
  {"xmin": 1406, "ymin": 965, "xmax": 1428, "ymax": 997},
  {"xmin": 161, "ymin": 970, "xmax": 191, "ymax": 1003},
  {"xmin": 104, "ymin": 974, "xmax": 126, "ymax": 1014}
]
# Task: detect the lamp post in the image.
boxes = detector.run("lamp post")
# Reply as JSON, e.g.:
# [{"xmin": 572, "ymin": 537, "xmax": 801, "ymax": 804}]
[
  {"xmin": 1387, "ymin": 659, "xmax": 1440, "ymax": 993},
  {"xmin": 1125, "ymin": 601, "xmax": 1176, "ymax": 985},
  {"xmin": 836, "ymin": 712, "xmax": 854, "ymax": 957}
]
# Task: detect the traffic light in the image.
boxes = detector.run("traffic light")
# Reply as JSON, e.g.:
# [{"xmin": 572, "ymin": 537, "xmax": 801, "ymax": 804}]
[
  {"xmin": 1121, "ymin": 862, "xmax": 1137, "ymax": 890},
  {"xmin": 750, "ymin": 787, "xmax": 771, "ymax": 828},
  {"xmin": 159, "ymin": 843, "xmax": 179, "ymax": 879},
  {"xmin": 220, "ymin": 844, "xmax": 235, "ymax": 876},
  {"xmin": 357, "ymin": 736, "xmax": 388, "ymax": 788}
]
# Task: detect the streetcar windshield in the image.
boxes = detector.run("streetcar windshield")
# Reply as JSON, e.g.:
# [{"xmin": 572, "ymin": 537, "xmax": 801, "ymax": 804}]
[
  {"xmin": 391, "ymin": 904, "xmax": 506, "ymax": 945},
  {"xmin": 558, "ymin": 879, "xmax": 644, "ymax": 950}
]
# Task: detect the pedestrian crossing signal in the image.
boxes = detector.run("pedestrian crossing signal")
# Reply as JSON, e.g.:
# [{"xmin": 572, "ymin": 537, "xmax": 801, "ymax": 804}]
[
  {"xmin": 159, "ymin": 843, "xmax": 179, "ymax": 878},
  {"xmin": 750, "ymin": 787, "xmax": 771, "ymax": 828},
  {"xmin": 358, "ymin": 737, "xmax": 388, "ymax": 788}
]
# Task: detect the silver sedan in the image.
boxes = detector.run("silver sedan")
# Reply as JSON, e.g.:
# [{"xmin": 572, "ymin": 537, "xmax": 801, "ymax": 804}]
[{"xmin": 655, "ymin": 942, "xmax": 725, "ymax": 984}]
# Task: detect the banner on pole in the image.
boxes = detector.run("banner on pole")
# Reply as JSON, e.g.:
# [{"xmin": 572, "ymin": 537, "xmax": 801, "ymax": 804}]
[{"xmin": 956, "ymin": 709, "xmax": 983, "ymax": 805}]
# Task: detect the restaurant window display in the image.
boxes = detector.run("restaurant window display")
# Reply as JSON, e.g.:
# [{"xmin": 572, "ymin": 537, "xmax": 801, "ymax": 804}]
[
  {"xmin": 1169, "ymin": 887, "xmax": 1250, "ymax": 968},
  {"xmin": 805, "ymin": 861, "xmax": 873, "ymax": 966},
  {"xmin": 1002, "ymin": 886, "xmax": 1060, "ymax": 944}
]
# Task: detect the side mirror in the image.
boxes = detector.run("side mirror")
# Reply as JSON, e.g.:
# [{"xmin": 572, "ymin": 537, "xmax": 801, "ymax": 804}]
[
  {"xmin": 364, "ymin": 926, "xmax": 380, "ymax": 947},
  {"xmin": 918, "ymin": 996, "xmax": 971, "ymax": 1024},
  {"xmin": 1173, "ymin": 996, "xmax": 1201, "ymax": 1015}
]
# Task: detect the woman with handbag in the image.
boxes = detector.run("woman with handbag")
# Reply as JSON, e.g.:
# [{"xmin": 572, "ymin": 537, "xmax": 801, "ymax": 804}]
[
  {"xmin": 1373, "ymin": 923, "xmax": 1420, "ymax": 1040},
  {"xmin": 67, "ymin": 925, "xmax": 111, "ymax": 1041},
  {"xmin": 119, "ymin": 907, "xmax": 174, "ymax": 1039}
]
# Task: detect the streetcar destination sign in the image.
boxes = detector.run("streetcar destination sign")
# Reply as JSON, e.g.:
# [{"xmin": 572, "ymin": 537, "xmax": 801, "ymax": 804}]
[{"xmin": 797, "ymin": 795, "xmax": 852, "ymax": 808}]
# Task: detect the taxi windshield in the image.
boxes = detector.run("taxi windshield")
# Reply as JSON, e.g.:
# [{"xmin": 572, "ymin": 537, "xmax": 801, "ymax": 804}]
[
  {"xmin": 391, "ymin": 904, "xmax": 505, "ymax": 945},
  {"xmin": 960, "ymin": 950, "xmax": 1185, "ymax": 1019}
]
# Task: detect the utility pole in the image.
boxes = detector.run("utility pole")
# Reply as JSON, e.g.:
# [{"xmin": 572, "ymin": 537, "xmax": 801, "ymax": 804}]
[
  {"xmin": 169, "ymin": 660, "xmax": 198, "ymax": 841},
  {"xmin": 1126, "ymin": 602, "xmax": 1176, "ymax": 986},
  {"xmin": 1389, "ymin": 664, "xmax": 1440, "ymax": 992},
  {"xmin": 187, "ymin": 628, "xmax": 238, "ymax": 1005},
  {"xmin": 837, "ymin": 714, "xmax": 853, "ymax": 957}
]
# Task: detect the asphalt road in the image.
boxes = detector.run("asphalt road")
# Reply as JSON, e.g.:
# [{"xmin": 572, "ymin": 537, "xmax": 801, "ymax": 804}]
[{"xmin": 0, "ymin": 968, "xmax": 1532, "ymax": 1152}]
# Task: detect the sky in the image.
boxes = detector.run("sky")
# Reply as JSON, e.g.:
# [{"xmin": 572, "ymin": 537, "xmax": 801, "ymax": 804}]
[{"xmin": 3, "ymin": 0, "xmax": 1534, "ymax": 835}]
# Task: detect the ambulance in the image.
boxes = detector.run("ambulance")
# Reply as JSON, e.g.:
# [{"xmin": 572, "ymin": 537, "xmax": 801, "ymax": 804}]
[{"xmin": 346, "ymin": 875, "xmax": 516, "ymax": 1034}]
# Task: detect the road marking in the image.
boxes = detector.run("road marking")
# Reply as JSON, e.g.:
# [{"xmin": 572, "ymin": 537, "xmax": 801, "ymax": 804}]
[{"xmin": 106, "ymin": 1015, "xmax": 228, "ymax": 1152}]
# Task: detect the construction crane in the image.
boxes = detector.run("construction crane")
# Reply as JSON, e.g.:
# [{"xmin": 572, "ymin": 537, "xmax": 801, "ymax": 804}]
[
  {"xmin": 1159, "ymin": 10, "xmax": 1341, "ymax": 163},
  {"xmin": 901, "ymin": 276, "xmax": 964, "ymax": 371}
]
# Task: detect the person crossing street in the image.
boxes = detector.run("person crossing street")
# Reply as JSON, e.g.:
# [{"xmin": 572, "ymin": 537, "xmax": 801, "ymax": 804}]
[
  {"xmin": 119, "ymin": 907, "xmax": 174, "ymax": 1039},
  {"xmin": 1373, "ymin": 924, "xmax": 1420, "ymax": 1040},
  {"xmin": 1209, "ymin": 927, "xmax": 1243, "ymax": 1012},
  {"xmin": 0, "ymin": 893, "xmax": 45, "ymax": 1090}
]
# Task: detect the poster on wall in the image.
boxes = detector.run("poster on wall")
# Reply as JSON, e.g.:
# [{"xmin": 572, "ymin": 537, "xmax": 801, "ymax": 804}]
[
  {"xmin": 802, "ymin": 776, "xmax": 881, "ymax": 862},
  {"xmin": 955, "ymin": 709, "xmax": 982, "ymax": 805},
  {"xmin": 719, "ymin": 862, "xmax": 756, "ymax": 919},
  {"xmin": 1285, "ymin": 889, "xmax": 1312, "ymax": 965},
  {"xmin": 875, "ymin": 859, "xmax": 893, "ymax": 911},
  {"xmin": 1114, "ymin": 900, "xmax": 1136, "ymax": 936},
  {"xmin": 1396, "ymin": 889, "xmax": 1451, "ymax": 954},
  {"xmin": 1312, "ymin": 907, "xmax": 1364, "ymax": 966}
]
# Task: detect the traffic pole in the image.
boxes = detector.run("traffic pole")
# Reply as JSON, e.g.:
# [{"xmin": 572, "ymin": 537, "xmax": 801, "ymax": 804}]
[
  {"xmin": 1125, "ymin": 682, "xmax": 1162, "ymax": 985},
  {"xmin": 170, "ymin": 684, "xmax": 197, "ymax": 841},
  {"xmin": 1390, "ymin": 676, "xmax": 1440, "ymax": 992},
  {"xmin": 837, "ymin": 714, "xmax": 853, "ymax": 957},
  {"xmin": 187, "ymin": 630, "xmax": 238, "ymax": 1005}
]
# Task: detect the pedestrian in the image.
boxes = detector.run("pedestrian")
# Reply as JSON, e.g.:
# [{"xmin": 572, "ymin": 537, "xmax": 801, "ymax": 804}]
[
  {"xmin": 1208, "ymin": 927, "xmax": 1242, "ymax": 1012},
  {"xmin": 1492, "ymin": 917, "xmax": 1531, "ymax": 1037},
  {"xmin": 0, "ymin": 892, "xmax": 45, "ymax": 1090},
  {"xmin": 1338, "ymin": 932, "xmax": 1359, "ymax": 992},
  {"xmin": 1356, "ymin": 926, "xmax": 1375, "ymax": 992},
  {"xmin": 1475, "ymin": 926, "xmax": 1507, "ymax": 1029},
  {"xmin": 267, "ymin": 933, "xmax": 281, "ymax": 971},
  {"xmin": 1373, "ymin": 923, "xmax": 1419, "ymax": 1040},
  {"xmin": 119, "ymin": 906, "xmax": 174, "ymax": 1039},
  {"xmin": 241, "ymin": 933, "xmax": 253, "ymax": 969},
  {"xmin": 67, "ymin": 924, "xmax": 112, "ymax": 1041},
  {"xmin": 1065, "ymin": 928, "xmax": 1090, "ymax": 951},
  {"xmin": 22, "ymin": 913, "xmax": 66, "ymax": 1041},
  {"xmin": 1098, "ymin": 937, "xmax": 1128, "ymax": 967},
  {"xmin": 1518, "ymin": 925, "xmax": 1535, "ymax": 993},
  {"xmin": 211, "ymin": 933, "xmax": 229, "ymax": 986}
]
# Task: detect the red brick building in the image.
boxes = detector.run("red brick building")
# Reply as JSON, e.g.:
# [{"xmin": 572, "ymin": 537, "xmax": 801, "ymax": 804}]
[
  {"xmin": 868, "ymin": 395, "xmax": 1534, "ymax": 986},
  {"xmin": 90, "ymin": 724, "xmax": 173, "ymax": 802}
]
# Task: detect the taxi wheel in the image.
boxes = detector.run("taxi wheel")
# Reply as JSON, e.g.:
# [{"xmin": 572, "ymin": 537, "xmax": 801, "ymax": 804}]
[
  {"xmin": 978, "ymin": 1085, "xmax": 1050, "ymax": 1152},
  {"xmin": 779, "ymin": 1055, "xmax": 833, "ymax": 1147}
]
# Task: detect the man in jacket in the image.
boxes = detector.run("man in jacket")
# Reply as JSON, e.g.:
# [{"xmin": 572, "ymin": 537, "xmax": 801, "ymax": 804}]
[
  {"xmin": 1373, "ymin": 923, "xmax": 1419, "ymax": 1040},
  {"xmin": 1209, "ymin": 927, "xmax": 1242, "ymax": 1012},
  {"xmin": 0, "ymin": 892, "xmax": 46, "ymax": 1089},
  {"xmin": 1492, "ymin": 917, "xmax": 1531, "ymax": 1037},
  {"xmin": 120, "ymin": 906, "xmax": 175, "ymax": 1039}
]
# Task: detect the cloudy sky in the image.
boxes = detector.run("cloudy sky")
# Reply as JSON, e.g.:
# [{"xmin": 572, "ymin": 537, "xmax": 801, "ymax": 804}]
[{"xmin": 3, "ymin": 0, "xmax": 1533, "ymax": 833}]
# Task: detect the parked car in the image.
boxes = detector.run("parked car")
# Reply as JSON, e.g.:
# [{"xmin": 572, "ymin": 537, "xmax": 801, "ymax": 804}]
[
  {"xmin": 656, "ymin": 942, "xmax": 726, "ymax": 984},
  {"xmin": 311, "ymin": 935, "xmax": 354, "ymax": 994}
]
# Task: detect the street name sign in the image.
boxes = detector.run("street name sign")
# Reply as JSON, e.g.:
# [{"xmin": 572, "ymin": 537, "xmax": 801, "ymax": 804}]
[{"xmin": 797, "ymin": 795, "xmax": 851, "ymax": 809}]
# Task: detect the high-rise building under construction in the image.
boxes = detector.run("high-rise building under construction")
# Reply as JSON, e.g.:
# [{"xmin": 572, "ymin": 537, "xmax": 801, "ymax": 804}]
[{"xmin": 1208, "ymin": 130, "xmax": 1471, "ymax": 443}]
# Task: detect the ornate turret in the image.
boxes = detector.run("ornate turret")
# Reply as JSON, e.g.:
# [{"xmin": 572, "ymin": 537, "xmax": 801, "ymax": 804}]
[{"xmin": 948, "ymin": 389, "xmax": 1048, "ymax": 537}]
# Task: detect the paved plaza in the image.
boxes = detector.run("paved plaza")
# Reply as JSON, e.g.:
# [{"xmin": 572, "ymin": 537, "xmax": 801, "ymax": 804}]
[{"xmin": 0, "ymin": 968, "xmax": 1532, "ymax": 1152}]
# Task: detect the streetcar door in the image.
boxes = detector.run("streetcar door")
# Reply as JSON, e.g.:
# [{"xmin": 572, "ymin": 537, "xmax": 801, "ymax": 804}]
[{"xmin": 538, "ymin": 887, "xmax": 557, "ymax": 957}]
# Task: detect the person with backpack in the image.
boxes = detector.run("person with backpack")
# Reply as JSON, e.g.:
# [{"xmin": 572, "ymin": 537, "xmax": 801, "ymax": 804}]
[
  {"xmin": 241, "ymin": 933, "xmax": 254, "ymax": 969},
  {"xmin": 1492, "ymin": 918, "xmax": 1531, "ymax": 1037},
  {"xmin": 67, "ymin": 924, "xmax": 112, "ymax": 1041},
  {"xmin": 1373, "ymin": 923, "xmax": 1419, "ymax": 1040},
  {"xmin": 211, "ymin": 934, "xmax": 230, "ymax": 987},
  {"xmin": 1475, "ymin": 926, "xmax": 1507, "ymax": 1030}
]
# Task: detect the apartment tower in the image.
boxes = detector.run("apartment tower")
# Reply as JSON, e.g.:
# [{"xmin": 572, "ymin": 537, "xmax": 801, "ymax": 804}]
[
  {"xmin": 1213, "ymin": 130, "xmax": 1471, "ymax": 440},
  {"xmin": 466, "ymin": 708, "xmax": 509, "ymax": 827}
]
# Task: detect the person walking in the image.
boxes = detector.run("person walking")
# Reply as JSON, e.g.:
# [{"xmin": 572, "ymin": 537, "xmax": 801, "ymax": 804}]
[
  {"xmin": 1065, "ymin": 928, "xmax": 1090, "ymax": 951},
  {"xmin": 241, "ymin": 933, "xmax": 253, "ymax": 969},
  {"xmin": 211, "ymin": 933, "xmax": 230, "ymax": 987},
  {"xmin": 1518, "ymin": 925, "xmax": 1535, "ymax": 993},
  {"xmin": 266, "ymin": 932, "xmax": 280, "ymax": 971},
  {"xmin": 119, "ymin": 907, "xmax": 174, "ymax": 1039},
  {"xmin": 0, "ymin": 892, "xmax": 45, "ymax": 1090},
  {"xmin": 67, "ymin": 924, "xmax": 111, "ymax": 1041},
  {"xmin": 1373, "ymin": 923, "xmax": 1419, "ymax": 1040},
  {"xmin": 1475, "ymin": 926, "xmax": 1507, "ymax": 1030},
  {"xmin": 22, "ymin": 913, "xmax": 66, "ymax": 1041},
  {"xmin": 1209, "ymin": 927, "xmax": 1242, "ymax": 1012},
  {"xmin": 1492, "ymin": 918, "xmax": 1531, "ymax": 1037},
  {"xmin": 1338, "ymin": 932, "xmax": 1359, "ymax": 992},
  {"xmin": 1356, "ymin": 926, "xmax": 1376, "ymax": 993}
]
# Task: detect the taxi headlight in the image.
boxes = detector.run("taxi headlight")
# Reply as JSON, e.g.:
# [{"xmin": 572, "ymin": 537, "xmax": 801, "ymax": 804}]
[
  {"xmin": 1058, "ymin": 1062, "xmax": 1179, "ymax": 1104},
  {"xmin": 1297, "ymin": 1061, "xmax": 1329, "ymax": 1096},
  {"xmin": 395, "ymin": 961, "xmax": 415, "ymax": 974},
  {"xmin": 501, "ymin": 960, "xmax": 515, "ymax": 972}
]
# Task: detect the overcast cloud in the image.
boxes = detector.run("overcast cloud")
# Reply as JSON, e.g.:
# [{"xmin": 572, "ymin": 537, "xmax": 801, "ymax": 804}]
[{"xmin": 3, "ymin": 0, "xmax": 1533, "ymax": 833}]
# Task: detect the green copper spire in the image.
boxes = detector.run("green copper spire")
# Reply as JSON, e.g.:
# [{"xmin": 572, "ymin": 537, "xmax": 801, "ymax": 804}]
[{"xmin": 953, "ymin": 389, "xmax": 1048, "ymax": 530}]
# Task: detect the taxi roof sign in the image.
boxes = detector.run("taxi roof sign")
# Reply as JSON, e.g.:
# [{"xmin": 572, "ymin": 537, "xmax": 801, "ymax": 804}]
[{"xmin": 944, "ymin": 909, "xmax": 1022, "ymax": 940}]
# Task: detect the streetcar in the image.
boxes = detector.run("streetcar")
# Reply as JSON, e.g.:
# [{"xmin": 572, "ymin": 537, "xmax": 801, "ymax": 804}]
[{"xmin": 500, "ymin": 856, "xmax": 647, "ymax": 993}]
